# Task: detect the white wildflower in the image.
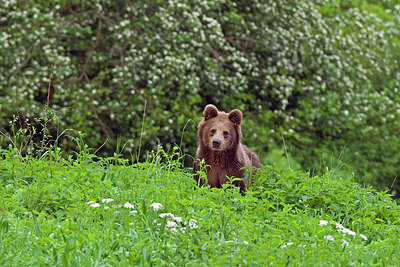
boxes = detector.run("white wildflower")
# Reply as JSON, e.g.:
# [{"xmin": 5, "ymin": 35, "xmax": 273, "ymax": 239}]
[
  {"xmin": 281, "ymin": 242, "xmax": 294, "ymax": 248},
  {"xmin": 359, "ymin": 234, "xmax": 368, "ymax": 241},
  {"xmin": 335, "ymin": 223, "xmax": 344, "ymax": 229},
  {"xmin": 87, "ymin": 201, "xmax": 96, "ymax": 205},
  {"xmin": 167, "ymin": 221, "xmax": 178, "ymax": 228},
  {"xmin": 324, "ymin": 235, "xmax": 335, "ymax": 241},
  {"xmin": 159, "ymin": 213, "xmax": 175, "ymax": 219},
  {"xmin": 90, "ymin": 203, "xmax": 101, "ymax": 208},
  {"xmin": 337, "ymin": 228, "xmax": 356, "ymax": 236},
  {"xmin": 243, "ymin": 241, "xmax": 249, "ymax": 245},
  {"xmin": 150, "ymin": 203, "xmax": 163, "ymax": 211},
  {"xmin": 124, "ymin": 202, "xmax": 135, "ymax": 209},
  {"xmin": 319, "ymin": 220, "xmax": 329, "ymax": 226},
  {"xmin": 104, "ymin": 206, "xmax": 110, "ymax": 210},
  {"xmin": 170, "ymin": 228, "xmax": 178, "ymax": 233},
  {"xmin": 188, "ymin": 219, "xmax": 198, "ymax": 229},
  {"xmin": 102, "ymin": 198, "xmax": 114, "ymax": 203},
  {"xmin": 159, "ymin": 213, "xmax": 183, "ymax": 223},
  {"xmin": 129, "ymin": 223, "xmax": 134, "ymax": 226},
  {"xmin": 130, "ymin": 210, "xmax": 138, "ymax": 214},
  {"xmin": 341, "ymin": 239, "xmax": 349, "ymax": 248}
]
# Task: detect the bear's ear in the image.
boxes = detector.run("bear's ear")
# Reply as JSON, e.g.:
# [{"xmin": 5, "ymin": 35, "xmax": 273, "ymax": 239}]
[
  {"xmin": 203, "ymin": 104, "xmax": 219, "ymax": 120},
  {"xmin": 228, "ymin": 109, "xmax": 242, "ymax": 125}
]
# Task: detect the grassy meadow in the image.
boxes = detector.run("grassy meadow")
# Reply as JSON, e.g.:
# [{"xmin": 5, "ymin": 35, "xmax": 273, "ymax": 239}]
[{"xmin": 0, "ymin": 143, "xmax": 399, "ymax": 266}]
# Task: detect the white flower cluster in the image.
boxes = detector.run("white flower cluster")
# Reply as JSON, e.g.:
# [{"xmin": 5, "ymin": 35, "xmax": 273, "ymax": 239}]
[
  {"xmin": 319, "ymin": 220, "xmax": 368, "ymax": 246},
  {"xmin": 150, "ymin": 203, "xmax": 163, "ymax": 211},
  {"xmin": 282, "ymin": 220, "xmax": 369, "ymax": 249},
  {"xmin": 281, "ymin": 242, "xmax": 294, "ymax": 248},
  {"xmin": 87, "ymin": 201, "xmax": 101, "ymax": 208},
  {"xmin": 318, "ymin": 220, "xmax": 328, "ymax": 226},
  {"xmin": 86, "ymin": 199, "xmax": 138, "ymax": 214},
  {"xmin": 150, "ymin": 207, "xmax": 198, "ymax": 233},
  {"xmin": 159, "ymin": 212, "xmax": 182, "ymax": 223},
  {"xmin": 323, "ymin": 235, "xmax": 335, "ymax": 241},
  {"xmin": 87, "ymin": 199, "xmax": 198, "ymax": 233},
  {"xmin": 335, "ymin": 223, "xmax": 368, "ymax": 241},
  {"xmin": 102, "ymin": 198, "xmax": 114, "ymax": 204}
]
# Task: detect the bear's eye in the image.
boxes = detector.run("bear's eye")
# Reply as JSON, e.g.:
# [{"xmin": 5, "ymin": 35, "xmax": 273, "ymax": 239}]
[
  {"xmin": 210, "ymin": 129, "xmax": 216, "ymax": 135},
  {"xmin": 223, "ymin": 131, "xmax": 229, "ymax": 137}
]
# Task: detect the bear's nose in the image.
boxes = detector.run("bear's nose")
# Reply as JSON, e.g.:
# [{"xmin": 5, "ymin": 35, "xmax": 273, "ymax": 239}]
[{"xmin": 212, "ymin": 139, "xmax": 221, "ymax": 148}]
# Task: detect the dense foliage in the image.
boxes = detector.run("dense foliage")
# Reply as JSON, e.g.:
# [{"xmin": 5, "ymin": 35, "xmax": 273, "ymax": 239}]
[
  {"xmin": 1, "ymin": 0, "xmax": 400, "ymax": 194},
  {"xmin": 0, "ymin": 146, "xmax": 399, "ymax": 265}
]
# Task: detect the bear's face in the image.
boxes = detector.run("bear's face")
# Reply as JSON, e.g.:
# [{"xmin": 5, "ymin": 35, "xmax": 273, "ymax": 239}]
[
  {"xmin": 199, "ymin": 105, "xmax": 242, "ymax": 152},
  {"xmin": 203, "ymin": 117, "xmax": 237, "ymax": 152}
]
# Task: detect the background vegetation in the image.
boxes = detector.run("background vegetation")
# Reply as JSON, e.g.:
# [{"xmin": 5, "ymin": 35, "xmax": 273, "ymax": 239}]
[{"xmin": 1, "ymin": 0, "xmax": 400, "ymax": 196}]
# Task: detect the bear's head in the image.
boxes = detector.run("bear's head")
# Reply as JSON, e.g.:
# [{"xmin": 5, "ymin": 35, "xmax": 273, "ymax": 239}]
[{"xmin": 198, "ymin": 104, "xmax": 243, "ymax": 152}]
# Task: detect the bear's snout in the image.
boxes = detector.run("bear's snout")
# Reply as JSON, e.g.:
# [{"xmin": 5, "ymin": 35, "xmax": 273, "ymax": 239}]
[{"xmin": 212, "ymin": 139, "xmax": 221, "ymax": 148}]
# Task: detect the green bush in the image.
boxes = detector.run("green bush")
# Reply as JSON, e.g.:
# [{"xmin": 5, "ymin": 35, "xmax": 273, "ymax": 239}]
[{"xmin": 1, "ymin": 0, "xmax": 399, "ymax": 195}]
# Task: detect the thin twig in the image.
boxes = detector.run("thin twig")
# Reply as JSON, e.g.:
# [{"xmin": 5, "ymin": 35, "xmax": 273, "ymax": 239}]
[
  {"xmin": 40, "ymin": 64, "xmax": 54, "ymax": 152},
  {"xmin": 0, "ymin": 131, "xmax": 24, "ymax": 160},
  {"xmin": 146, "ymin": 142, "xmax": 161, "ymax": 179},
  {"xmin": 47, "ymin": 63, "xmax": 53, "ymax": 108},
  {"xmin": 389, "ymin": 176, "xmax": 397, "ymax": 195},
  {"xmin": 15, "ymin": 107, "xmax": 23, "ymax": 129},
  {"xmin": 93, "ymin": 138, "xmax": 109, "ymax": 155},
  {"xmin": 281, "ymin": 133, "xmax": 290, "ymax": 169},
  {"xmin": 137, "ymin": 100, "xmax": 147, "ymax": 165}
]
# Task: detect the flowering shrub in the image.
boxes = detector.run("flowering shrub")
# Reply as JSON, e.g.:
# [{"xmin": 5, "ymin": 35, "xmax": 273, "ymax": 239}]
[{"xmin": 0, "ymin": 0, "xmax": 399, "ymax": 194}]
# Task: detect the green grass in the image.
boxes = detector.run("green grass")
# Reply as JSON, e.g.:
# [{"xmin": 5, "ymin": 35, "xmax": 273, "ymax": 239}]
[{"xmin": 0, "ymin": 145, "xmax": 399, "ymax": 266}]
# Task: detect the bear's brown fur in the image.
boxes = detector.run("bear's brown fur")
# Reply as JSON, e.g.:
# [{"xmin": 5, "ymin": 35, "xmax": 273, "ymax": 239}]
[{"xmin": 193, "ymin": 104, "xmax": 261, "ymax": 193}]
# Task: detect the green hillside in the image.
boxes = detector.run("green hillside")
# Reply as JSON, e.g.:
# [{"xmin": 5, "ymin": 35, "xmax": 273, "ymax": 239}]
[
  {"xmin": 1, "ymin": 145, "xmax": 399, "ymax": 265},
  {"xmin": 1, "ymin": 0, "xmax": 400, "ymax": 196}
]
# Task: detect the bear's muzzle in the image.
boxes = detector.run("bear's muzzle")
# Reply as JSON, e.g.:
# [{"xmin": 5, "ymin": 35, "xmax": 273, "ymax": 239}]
[{"xmin": 212, "ymin": 139, "xmax": 221, "ymax": 148}]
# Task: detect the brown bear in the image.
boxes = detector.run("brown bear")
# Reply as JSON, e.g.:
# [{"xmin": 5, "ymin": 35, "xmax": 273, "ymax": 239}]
[{"xmin": 193, "ymin": 104, "xmax": 261, "ymax": 193}]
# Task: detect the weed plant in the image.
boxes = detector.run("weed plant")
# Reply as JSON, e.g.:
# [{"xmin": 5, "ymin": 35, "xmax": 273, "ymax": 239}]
[{"xmin": 0, "ymin": 133, "xmax": 399, "ymax": 265}]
